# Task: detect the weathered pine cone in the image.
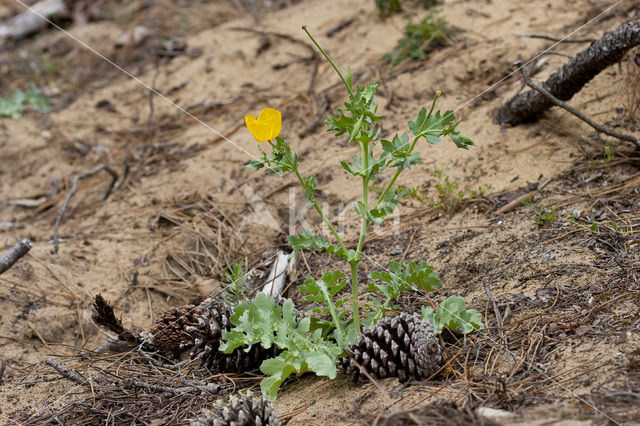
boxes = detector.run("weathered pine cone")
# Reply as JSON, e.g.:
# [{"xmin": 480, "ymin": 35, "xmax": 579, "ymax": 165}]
[
  {"xmin": 148, "ymin": 303, "xmax": 207, "ymax": 357},
  {"xmin": 190, "ymin": 390, "xmax": 279, "ymax": 426},
  {"xmin": 341, "ymin": 312, "xmax": 443, "ymax": 382}
]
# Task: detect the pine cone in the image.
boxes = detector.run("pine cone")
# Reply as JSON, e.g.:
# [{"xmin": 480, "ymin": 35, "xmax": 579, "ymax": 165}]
[
  {"xmin": 341, "ymin": 312, "xmax": 443, "ymax": 382},
  {"xmin": 149, "ymin": 304, "xmax": 205, "ymax": 357},
  {"xmin": 150, "ymin": 300, "xmax": 277, "ymax": 374},
  {"xmin": 190, "ymin": 390, "xmax": 279, "ymax": 426}
]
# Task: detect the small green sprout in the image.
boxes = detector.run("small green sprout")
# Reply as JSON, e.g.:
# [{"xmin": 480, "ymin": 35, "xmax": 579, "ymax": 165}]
[
  {"xmin": 536, "ymin": 206, "xmax": 557, "ymax": 227},
  {"xmin": 384, "ymin": 12, "xmax": 453, "ymax": 66},
  {"xmin": 375, "ymin": 0, "xmax": 441, "ymax": 17},
  {"xmin": 0, "ymin": 86, "xmax": 51, "ymax": 119},
  {"xmin": 221, "ymin": 260, "xmax": 251, "ymax": 305},
  {"xmin": 521, "ymin": 197, "xmax": 533, "ymax": 207}
]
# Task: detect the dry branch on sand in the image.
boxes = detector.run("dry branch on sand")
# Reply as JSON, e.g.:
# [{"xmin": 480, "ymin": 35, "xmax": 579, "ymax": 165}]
[
  {"xmin": 0, "ymin": 239, "xmax": 32, "ymax": 275},
  {"xmin": 52, "ymin": 164, "xmax": 120, "ymax": 253},
  {"xmin": 495, "ymin": 22, "xmax": 640, "ymax": 126},
  {"xmin": 513, "ymin": 60, "xmax": 640, "ymax": 149}
]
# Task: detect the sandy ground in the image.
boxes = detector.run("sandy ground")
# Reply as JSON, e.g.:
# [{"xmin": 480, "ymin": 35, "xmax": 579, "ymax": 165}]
[{"xmin": 0, "ymin": 0, "xmax": 639, "ymax": 424}]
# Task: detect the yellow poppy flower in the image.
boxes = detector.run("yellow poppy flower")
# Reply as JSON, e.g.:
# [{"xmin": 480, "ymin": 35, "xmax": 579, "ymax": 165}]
[{"xmin": 245, "ymin": 108, "xmax": 282, "ymax": 143}]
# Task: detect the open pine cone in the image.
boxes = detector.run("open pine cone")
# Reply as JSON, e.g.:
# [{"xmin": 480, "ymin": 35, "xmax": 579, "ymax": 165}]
[
  {"xmin": 341, "ymin": 312, "xmax": 443, "ymax": 382},
  {"xmin": 190, "ymin": 390, "xmax": 279, "ymax": 426}
]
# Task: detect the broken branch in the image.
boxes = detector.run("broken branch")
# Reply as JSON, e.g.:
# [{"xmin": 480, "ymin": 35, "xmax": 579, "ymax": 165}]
[
  {"xmin": 0, "ymin": 238, "xmax": 32, "ymax": 275},
  {"xmin": 52, "ymin": 165, "xmax": 119, "ymax": 253},
  {"xmin": 46, "ymin": 359, "xmax": 87, "ymax": 385},
  {"xmin": 495, "ymin": 23, "xmax": 640, "ymax": 125},
  {"xmin": 515, "ymin": 60, "xmax": 640, "ymax": 149}
]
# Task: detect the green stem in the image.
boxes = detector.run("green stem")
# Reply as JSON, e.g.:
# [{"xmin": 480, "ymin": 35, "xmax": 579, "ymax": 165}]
[
  {"xmin": 318, "ymin": 282, "xmax": 346, "ymax": 347},
  {"xmin": 374, "ymin": 135, "xmax": 421, "ymax": 209},
  {"xmin": 302, "ymin": 26, "xmax": 351, "ymax": 94},
  {"xmin": 292, "ymin": 169, "xmax": 349, "ymax": 258},
  {"xmin": 356, "ymin": 142, "xmax": 369, "ymax": 255},
  {"xmin": 427, "ymin": 91, "xmax": 441, "ymax": 117},
  {"xmin": 350, "ymin": 141, "xmax": 370, "ymax": 336},
  {"xmin": 350, "ymin": 262, "xmax": 360, "ymax": 335}
]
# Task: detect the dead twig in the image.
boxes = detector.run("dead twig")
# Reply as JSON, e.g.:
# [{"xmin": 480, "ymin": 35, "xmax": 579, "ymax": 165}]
[
  {"xmin": 326, "ymin": 18, "xmax": 355, "ymax": 38},
  {"xmin": 0, "ymin": 238, "xmax": 32, "ymax": 275},
  {"xmin": 46, "ymin": 359, "xmax": 87, "ymax": 385},
  {"xmin": 52, "ymin": 165, "xmax": 119, "ymax": 253},
  {"xmin": 483, "ymin": 278, "xmax": 508, "ymax": 349},
  {"xmin": 522, "ymin": 33, "xmax": 595, "ymax": 43},
  {"xmin": 515, "ymin": 60, "xmax": 640, "ymax": 149}
]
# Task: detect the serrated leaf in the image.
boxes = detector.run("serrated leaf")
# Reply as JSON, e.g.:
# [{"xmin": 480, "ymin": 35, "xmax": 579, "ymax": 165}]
[
  {"xmin": 381, "ymin": 132, "xmax": 422, "ymax": 169},
  {"xmin": 304, "ymin": 174, "xmax": 317, "ymax": 201},
  {"xmin": 409, "ymin": 108, "xmax": 455, "ymax": 139},
  {"xmin": 299, "ymin": 271, "xmax": 346, "ymax": 304},
  {"xmin": 326, "ymin": 82, "xmax": 382, "ymax": 143},
  {"xmin": 369, "ymin": 187, "xmax": 406, "ymax": 221},
  {"xmin": 326, "ymin": 108, "xmax": 356, "ymax": 137},
  {"xmin": 341, "ymin": 160, "xmax": 360, "ymax": 176},
  {"xmin": 288, "ymin": 229, "xmax": 346, "ymax": 259},
  {"xmin": 421, "ymin": 296, "xmax": 484, "ymax": 335},
  {"xmin": 381, "ymin": 133, "xmax": 410, "ymax": 155},
  {"xmin": 447, "ymin": 129, "xmax": 475, "ymax": 150}
]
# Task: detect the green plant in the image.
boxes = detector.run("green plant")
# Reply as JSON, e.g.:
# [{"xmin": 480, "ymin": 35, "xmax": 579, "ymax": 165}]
[
  {"xmin": 221, "ymin": 260, "xmax": 251, "ymax": 305},
  {"xmin": 375, "ymin": 0, "xmax": 441, "ymax": 17},
  {"xmin": 468, "ymin": 184, "xmax": 492, "ymax": 198},
  {"xmin": 365, "ymin": 260, "xmax": 442, "ymax": 325},
  {"xmin": 428, "ymin": 170, "xmax": 464, "ymax": 210},
  {"xmin": 536, "ymin": 206, "xmax": 557, "ymax": 227},
  {"xmin": 430, "ymin": 171, "xmax": 491, "ymax": 210},
  {"xmin": 604, "ymin": 145, "xmax": 615, "ymax": 162},
  {"xmin": 384, "ymin": 12, "xmax": 453, "ymax": 66},
  {"xmin": 421, "ymin": 296, "xmax": 483, "ymax": 334},
  {"xmin": 521, "ymin": 196, "xmax": 533, "ymax": 207},
  {"xmin": 224, "ymin": 27, "xmax": 481, "ymax": 400},
  {"xmin": 397, "ymin": 184, "xmax": 428, "ymax": 201},
  {"xmin": 0, "ymin": 86, "xmax": 50, "ymax": 119},
  {"xmin": 219, "ymin": 292, "xmax": 341, "ymax": 398}
]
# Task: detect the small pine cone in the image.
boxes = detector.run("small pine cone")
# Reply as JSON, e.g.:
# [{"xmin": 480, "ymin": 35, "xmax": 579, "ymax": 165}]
[
  {"xmin": 341, "ymin": 312, "xmax": 442, "ymax": 383},
  {"xmin": 190, "ymin": 390, "xmax": 279, "ymax": 426}
]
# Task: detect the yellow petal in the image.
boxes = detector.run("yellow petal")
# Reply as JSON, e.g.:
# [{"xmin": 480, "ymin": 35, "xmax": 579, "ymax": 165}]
[{"xmin": 245, "ymin": 108, "xmax": 281, "ymax": 142}]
